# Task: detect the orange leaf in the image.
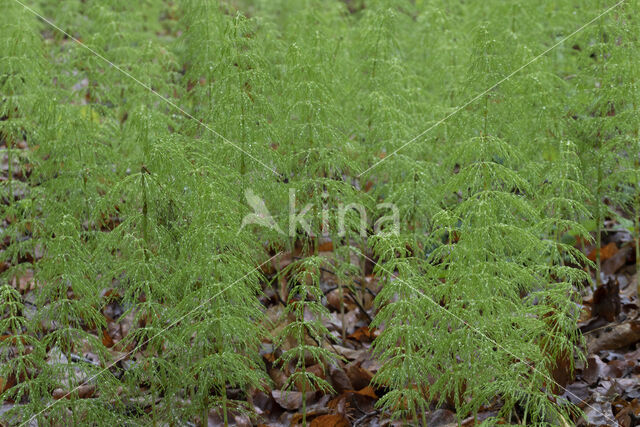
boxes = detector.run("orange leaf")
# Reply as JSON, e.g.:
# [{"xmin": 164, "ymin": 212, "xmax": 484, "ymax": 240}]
[
  {"xmin": 351, "ymin": 385, "xmax": 377, "ymax": 399},
  {"xmin": 102, "ymin": 329, "xmax": 115, "ymax": 348},
  {"xmin": 317, "ymin": 241, "xmax": 334, "ymax": 252},
  {"xmin": 310, "ymin": 414, "xmax": 350, "ymax": 427},
  {"xmin": 587, "ymin": 242, "xmax": 618, "ymax": 262},
  {"xmin": 348, "ymin": 326, "xmax": 376, "ymax": 342}
]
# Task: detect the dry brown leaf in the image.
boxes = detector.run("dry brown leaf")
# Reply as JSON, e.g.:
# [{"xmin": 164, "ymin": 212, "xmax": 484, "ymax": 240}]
[
  {"xmin": 329, "ymin": 364, "xmax": 353, "ymax": 393},
  {"xmin": 102, "ymin": 329, "xmax": 115, "ymax": 348},
  {"xmin": 271, "ymin": 390, "xmax": 314, "ymax": 411},
  {"xmin": 326, "ymin": 289, "xmax": 357, "ymax": 312},
  {"xmin": 602, "ymin": 246, "xmax": 633, "ymax": 275},
  {"xmin": 345, "ymin": 361, "xmax": 373, "ymax": 390},
  {"xmin": 77, "ymin": 384, "xmax": 96, "ymax": 399},
  {"xmin": 332, "ymin": 345, "xmax": 367, "ymax": 362},
  {"xmin": 10, "ymin": 269, "xmax": 35, "ymax": 293},
  {"xmin": 549, "ymin": 349, "xmax": 574, "ymax": 394},
  {"xmin": 52, "ymin": 388, "xmax": 66, "ymax": 400},
  {"xmin": 0, "ymin": 262, "xmax": 10, "ymax": 274},
  {"xmin": 614, "ymin": 398, "xmax": 640, "ymax": 427},
  {"xmin": 309, "ymin": 414, "xmax": 349, "ymax": 427},
  {"xmin": 0, "ymin": 375, "xmax": 16, "ymax": 394},
  {"xmin": 351, "ymin": 385, "xmax": 377, "ymax": 399},
  {"xmin": 588, "ymin": 242, "xmax": 619, "ymax": 263},
  {"xmin": 295, "ymin": 364, "xmax": 325, "ymax": 391},
  {"xmin": 592, "ymin": 280, "xmax": 621, "ymax": 322},
  {"xmin": 348, "ymin": 326, "xmax": 376, "ymax": 343},
  {"xmin": 269, "ymin": 367, "xmax": 288, "ymax": 390},
  {"xmin": 583, "ymin": 355, "xmax": 607, "ymax": 385},
  {"xmin": 586, "ymin": 318, "xmax": 640, "ymax": 353},
  {"xmin": 317, "ymin": 241, "xmax": 333, "ymax": 252}
]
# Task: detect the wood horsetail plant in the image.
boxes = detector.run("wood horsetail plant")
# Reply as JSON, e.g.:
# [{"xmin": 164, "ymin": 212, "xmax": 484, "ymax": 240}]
[
  {"xmin": 0, "ymin": 0, "xmax": 638, "ymax": 426},
  {"xmin": 274, "ymin": 256, "xmax": 343, "ymax": 427}
]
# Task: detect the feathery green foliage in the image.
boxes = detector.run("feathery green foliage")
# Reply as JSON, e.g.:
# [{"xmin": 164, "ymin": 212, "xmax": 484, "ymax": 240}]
[{"xmin": 0, "ymin": 1, "xmax": 638, "ymax": 426}]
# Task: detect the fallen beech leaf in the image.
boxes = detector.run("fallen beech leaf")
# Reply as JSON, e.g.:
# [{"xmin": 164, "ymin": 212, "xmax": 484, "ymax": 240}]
[
  {"xmin": 327, "ymin": 393, "xmax": 350, "ymax": 416},
  {"xmin": 592, "ymin": 280, "xmax": 620, "ymax": 322},
  {"xmin": 268, "ymin": 367, "xmax": 288, "ymax": 390},
  {"xmin": 332, "ymin": 345, "xmax": 365, "ymax": 361},
  {"xmin": 351, "ymin": 385, "xmax": 377, "ymax": 399},
  {"xmin": 295, "ymin": 364, "xmax": 325, "ymax": 391},
  {"xmin": 329, "ymin": 364, "xmax": 353, "ymax": 393},
  {"xmin": 348, "ymin": 326, "xmax": 376, "ymax": 342},
  {"xmin": 271, "ymin": 390, "xmax": 314, "ymax": 411},
  {"xmin": 550, "ymin": 349, "xmax": 574, "ymax": 394},
  {"xmin": 583, "ymin": 355, "xmax": 607, "ymax": 385},
  {"xmin": 317, "ymin": 241, "xmax": 333, "ymax": 252},
  {"xmin": 560, "ymin": 382, "xmax": 590, "ymax": 405},
  {"xmin": 614, "ymin": 398, "xmax": 640, "ymax": 427},
  {"xmin": 290, "ymin": 408, "xmax": 329, "ymax": 426},
  {"xmin": 310, "ymin": 414, "xmax": 349, "ymax": 427},
  {"xmin": 272, "ymin": 389, "xmax": 302, "ymax": 410},
  {"xmin": 102, "ymin": 329, "xmax": 115, "ymax": 348},
  {"xmin": 345, "ymin": 362, "xmax": 373, "ymax": 390},
  {"xmin": 326, "ymin": 290, "xmax": 357, "ymax": 312},
  {"xmin": 10, "ymin": 270, "xmax": 35, "ymax": 293},
  {"xmin": 606, "ymin": 358, "xmax": 630, "ymax": 378},
  {"xmin": 587, "ymin": 319, "xmax": 640, "ymax": 353},
  {"xmin": 77, "ymin": 384, "xmax": 96, "ymax": 399},
  {"xmin": 582, "ymin": 394, "xmax": 615, "ymax": 426},
  {"xmin": 602, "ymin": 246, "xmax": 633, "ymax": 275},
  {"xmin": 588, "ymin": 242, "xmax": 618, "ymax": 263}
]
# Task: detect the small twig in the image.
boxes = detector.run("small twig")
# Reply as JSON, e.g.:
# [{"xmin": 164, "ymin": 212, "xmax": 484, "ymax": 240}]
[
  {"xmin": 346, "ymin": 293, "xmax": 373, "ymax": 324},
  {"xmin": 353, "ymin": 410, "xmax": 378, "ymax": 426}
]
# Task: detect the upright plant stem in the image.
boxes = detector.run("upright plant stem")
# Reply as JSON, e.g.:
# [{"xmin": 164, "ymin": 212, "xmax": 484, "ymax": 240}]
[
  {"xmin": 634, "ymin": 191, "xmax": 640, "ymax": 295},
  {"xmin": 594, "ymin": 141, "xmax": 603, "ymax": 290},
  {"xmin": 594, "ymin": 10, "xmax": 607, "ymax": 290},
  {"xmin": 6, "ymin": 138, "xmax": 12, "ymax": 205},
  {"xmin": 141, "ymin": 166, "xmax": 149, "ymax": 261},
  {"xmin": 339, "ymin": 282, "xmax": 346, "ymax": 342},
  {"xmin": 299, "ymin": 320, "xmax": 308, "ymax": 427},
  {"xmin": 222, "ymin": 387, "xmax": 229, "ymax": 427}
]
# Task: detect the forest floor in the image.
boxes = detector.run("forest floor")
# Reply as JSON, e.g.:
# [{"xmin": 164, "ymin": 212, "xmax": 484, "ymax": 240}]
[
  {"xmin": 2, "ymin": 1, "xmax": 640, "ymax": 426},
  {"xmin": 2, "ymin": 139, "xmax": 640, "ymax": 426}
]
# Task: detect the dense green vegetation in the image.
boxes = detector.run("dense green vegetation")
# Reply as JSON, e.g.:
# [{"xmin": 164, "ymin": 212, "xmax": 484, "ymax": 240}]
[{"xmin": 1, "ymin": 0, "xmax": 638, "ymax": 425}]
